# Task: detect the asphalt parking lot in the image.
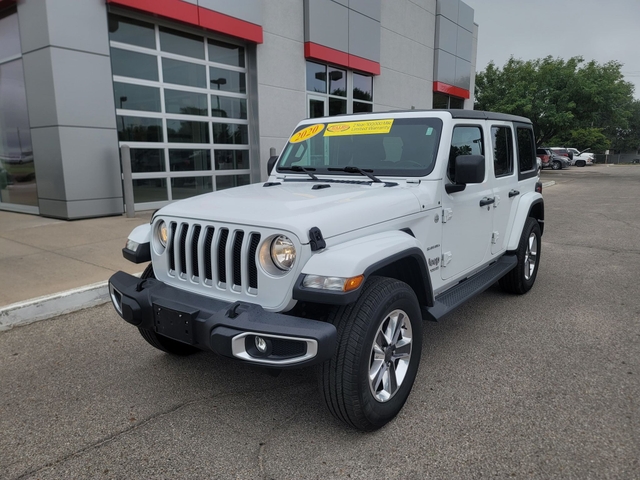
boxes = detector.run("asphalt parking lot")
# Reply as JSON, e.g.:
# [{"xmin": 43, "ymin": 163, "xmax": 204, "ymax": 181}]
[{"xmin": 1, "ymin": 165, "xmax": 639, "ymax": 479}]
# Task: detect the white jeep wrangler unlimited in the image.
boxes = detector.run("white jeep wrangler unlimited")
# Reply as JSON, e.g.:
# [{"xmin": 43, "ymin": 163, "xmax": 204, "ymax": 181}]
[{"xmin": 109, "ymin": 110, "xmax": 544, "ymax": 431}]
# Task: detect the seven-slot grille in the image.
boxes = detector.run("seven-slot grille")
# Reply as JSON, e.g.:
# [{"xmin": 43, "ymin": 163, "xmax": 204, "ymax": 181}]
[{"xmin": 166, "ymin": 222, "xmax": 261, "ymax": 292}]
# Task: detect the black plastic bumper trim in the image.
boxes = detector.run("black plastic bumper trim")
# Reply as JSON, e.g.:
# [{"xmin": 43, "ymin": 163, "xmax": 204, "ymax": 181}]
[
  {"xmin": 108, "ymin": 271, "xmax": 337, "ymax": 368},
  {"xmin": 122, "ymin": 243, "xmax": 151, "ymax": 264}
]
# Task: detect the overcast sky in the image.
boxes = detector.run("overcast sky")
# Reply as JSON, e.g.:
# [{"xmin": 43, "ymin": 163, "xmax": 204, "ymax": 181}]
[{"xmin": 463, "ymin": 0, "xmax": 640, "ymax": 99}]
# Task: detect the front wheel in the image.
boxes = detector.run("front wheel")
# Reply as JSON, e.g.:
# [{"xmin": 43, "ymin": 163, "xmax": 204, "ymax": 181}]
[
  {"xmin": 319, "ymin": 277, "xmax": 423, "ymax": 431},
  {"xmin": 137, "ymin": 264, "xmax": 199, "ymax": 356},
  {"xmin": 551, "ymin": 161, "xmax": 561, "ymax": 170},
  {"xmin": 499, "ymin": 217, "xmax": 541, "ymax": 294}
]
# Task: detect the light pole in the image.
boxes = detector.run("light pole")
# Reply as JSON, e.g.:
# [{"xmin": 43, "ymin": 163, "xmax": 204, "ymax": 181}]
[{"xmin": 210, "ymin": 78, "xmax": 227, "ymax": 114}]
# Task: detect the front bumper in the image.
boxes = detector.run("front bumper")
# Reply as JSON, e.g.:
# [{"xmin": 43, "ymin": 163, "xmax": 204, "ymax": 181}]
[{"xmin": 108, "ymin": 271, "xmax": 337, "ymax": 368}]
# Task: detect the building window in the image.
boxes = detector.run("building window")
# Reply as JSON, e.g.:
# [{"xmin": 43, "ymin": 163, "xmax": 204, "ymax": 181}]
[
  {"xmin": 108, "ymin": 14, "xmax": 252, "ymax": 209},
  {"xmin": 305, "ymin": 61, "xmax": 373, "ymax": 118},
  {"xmin": 433, "ymin": 92, "xmax": 465, "ymax": 109},
  {"xmin": 0, "ymin": 8, "xmax": 38, "ymax": 212}
]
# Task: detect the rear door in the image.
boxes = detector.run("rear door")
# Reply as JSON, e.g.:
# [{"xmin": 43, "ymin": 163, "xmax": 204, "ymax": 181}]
[{"xmin": 490, "ymin": 123, "xmax": 518, "ymax": 254}]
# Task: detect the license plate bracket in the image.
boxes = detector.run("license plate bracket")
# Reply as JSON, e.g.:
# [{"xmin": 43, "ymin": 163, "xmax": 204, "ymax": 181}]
[{"xmin": 153, "ymin": 304, "xmax": 197, "ymax": 345}]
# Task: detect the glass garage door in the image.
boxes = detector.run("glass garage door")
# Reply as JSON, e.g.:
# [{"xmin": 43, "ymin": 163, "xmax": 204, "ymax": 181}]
[{"xmin": 108, "ymin": 14, "xmax": 252, "ymax": 209}]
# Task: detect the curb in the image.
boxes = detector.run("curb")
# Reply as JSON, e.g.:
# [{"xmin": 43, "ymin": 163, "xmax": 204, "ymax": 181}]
[{"xmin": 0, "ymin": 272, "xmax": 142, "ymax": 332}]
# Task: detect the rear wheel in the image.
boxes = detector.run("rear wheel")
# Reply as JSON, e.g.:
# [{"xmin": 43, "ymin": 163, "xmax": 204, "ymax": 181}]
[
  {"xmin": 137, "ymin": 264, "xmax": 199, "ymax": 356},
  {"xmin": 319, "ymin": 277, "xmax": 423, "ymax": 431},
  {"xmin": 499, "ymin": 217, "xmax": 541, "ymax": 294}
]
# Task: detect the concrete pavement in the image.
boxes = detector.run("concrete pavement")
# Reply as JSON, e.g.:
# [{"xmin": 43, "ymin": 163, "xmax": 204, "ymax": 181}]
[{"xmin": 0, "ymin": 210, "xmax": 151, "ymax": 329}]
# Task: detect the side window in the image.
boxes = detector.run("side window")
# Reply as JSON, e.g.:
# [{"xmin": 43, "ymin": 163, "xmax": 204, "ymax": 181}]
[
  {"xmin": 492, "ymin": 126, "xmax": 514, "ymax": 177},
  {"xmin": 449, "ymin": 126, "xmax": 484, "ymax": 182},
  {"xmin": 516, "ymin": 127, "xmax": 535, "ymax": 173}
]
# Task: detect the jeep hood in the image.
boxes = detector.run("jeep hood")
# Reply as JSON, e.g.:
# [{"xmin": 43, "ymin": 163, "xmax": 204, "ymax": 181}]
[{"xmin": 159, "ymin": 181, "xmax": 422, "ymax": 242}]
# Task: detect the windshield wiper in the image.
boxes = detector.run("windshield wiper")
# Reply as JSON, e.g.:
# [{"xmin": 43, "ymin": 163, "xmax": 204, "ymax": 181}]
[
  {"xmin": 328, "ymin": 166, "xmax": 397, "ymax": 187},
  {"xmin": 279, "ymin": 165, "xmax": 318, "ymax": 180}
]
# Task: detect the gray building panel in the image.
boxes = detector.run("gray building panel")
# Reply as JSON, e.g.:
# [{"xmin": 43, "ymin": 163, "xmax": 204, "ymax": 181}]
[
  {"xmin": 454, "ymin": 56, "xmax": 471, "ymax": 90},
  {"xmin": 349, "ymin": 0, "xmax": 381, "ymax": 22},
  {"xmin": 30, "ymin": 126, "xmax": 65, "ymax": 201},
  {"xmin": 436, "ymin": 0, "xmax": 458, "ymax": 23},
  {"xmin": 456, "ymin": 25, "xmax": 472, "ymax": 62},
  {"xmin": 59, "ymin": 127, "xmax": 122, "ymax": 202},
  {"xmin": 16, "ymin": 0, "xmax": 50, "ymax": 55},
  {"xmin": 66, "ymin": 198, "xmax": 124, "ymax": 219},
  {"xmin": 405, "ymin": 1, "xmax": 435, "ymax": 48},
  {"xmin": 332, "ymin": 0, "xmax": 349, "ymax": 6},
  {"xmin": 38, "ymin": 198, "xmax": 68, "ymax": 219},
  {"xmin": 263, "ymin": 0, "xmax": 304, "ymax": 41},
  {"xmin": 22, "ymin": 48, "xmax": 58, "ymax": 128},
  {"xmin": 435, "ymin": 16, "xmax": 457, "ymax": 56},
  {"xmin": 348, "ymin": 10, "xmax": 380, "ymax": 62},
  {"xmin": 198, "ymin": 0, "xmax": 264, "ymax": 27},
  {"xmin": 51, "ymin": 48, "xmax": 117, "ymax": 129},
  {"xmin": 411, "ymin": 0, "xmax": 437, "ymax": 14},
  {"xmin": 458, "ymin": 1, "xmax": 474, "ymax": 32},
  {"xmin": 257, "ymin": 32, "xmax": 306, "ymax": 91},
  {"xmin": 46, "ymin": 0, "xmax": 111, "ymax": 56},
  {"xmin": 434, "ymin": 49, "xmax": 457, "ymax": 86},
  {"xmin": 304, "ymin": 0, "xmax": 349, "ymax": 52}
]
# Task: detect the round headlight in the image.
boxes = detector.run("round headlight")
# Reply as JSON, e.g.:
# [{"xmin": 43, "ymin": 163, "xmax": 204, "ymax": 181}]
[
  {"xmin": 270, "ymin": 235, "xmax": 296, "ymax": 271},
  {"xmin": 157, "ymin": 221, "xmax": 168, "ymax": 247}
]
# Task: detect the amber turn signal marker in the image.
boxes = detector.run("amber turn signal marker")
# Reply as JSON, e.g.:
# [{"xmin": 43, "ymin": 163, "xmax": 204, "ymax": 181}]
[{"xmin": 344, "ymin": 275, "xmax": 364, "ymax": 292}]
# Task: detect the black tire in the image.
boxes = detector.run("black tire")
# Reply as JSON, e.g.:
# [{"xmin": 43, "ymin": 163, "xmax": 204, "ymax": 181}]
[
  {"xmin": 499, "ymin": 217, "xmax": 541, "ymax": 295},
  {"xmin": 137, "ymin": 264, "xmax": 199, "ymax": 356},
  {"xmin": 319, "ymin": 277, "xmax": 423, "ymax": 431},
  {"xmin": 551, "ymin": 161, "xmax": 561, "ymax": 170},
  {"xmin": 576, "ymin": 160, "xmax": 586, "ymax": 167}
]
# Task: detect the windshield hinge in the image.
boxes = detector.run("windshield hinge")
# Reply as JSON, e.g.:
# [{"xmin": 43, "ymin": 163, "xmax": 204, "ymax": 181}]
[{"xmin": 442, "ymin": 208, "xmax": 453, "ymax": 223}]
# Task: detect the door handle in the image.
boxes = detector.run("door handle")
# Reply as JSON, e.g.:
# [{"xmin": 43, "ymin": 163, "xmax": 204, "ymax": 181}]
[
  {"xmin": 479, "ymin": 197, "xmax": 495, "ymax": 207},
  {"xmin": 509, "ymin": 189, "xmax": 520, "ymax": 198}
]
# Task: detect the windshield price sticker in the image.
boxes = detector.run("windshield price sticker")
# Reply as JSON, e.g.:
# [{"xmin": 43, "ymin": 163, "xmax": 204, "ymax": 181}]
[
  {"xmin": 290, "ymin": 124, "xmax": 325, "ymax": 143},
  {"xmin": 324, "ymin": 119, "xmax": 394, "ymax": 137}
]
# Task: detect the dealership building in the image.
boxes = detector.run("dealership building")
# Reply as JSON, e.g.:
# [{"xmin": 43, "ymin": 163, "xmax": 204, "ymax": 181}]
[{"xmin": 0, "ymin": 0, "xmax": 477, "ymax": 219}]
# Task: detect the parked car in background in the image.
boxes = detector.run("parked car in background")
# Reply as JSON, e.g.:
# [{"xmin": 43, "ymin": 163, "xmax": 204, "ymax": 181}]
[
  {"xmin": 566, "ymin": 148, "xmax": 594, "ymax": 167},
  {"xmin": 536, "ymin": 148, "xmax": 552, "ymax": 169},
  {"xmin": 548, "ymin": 147, "xmax": 573, "ymax": 161},
  {"xmin": 538, "ymin": 148, "xmax": 570, "ymax": 170}
]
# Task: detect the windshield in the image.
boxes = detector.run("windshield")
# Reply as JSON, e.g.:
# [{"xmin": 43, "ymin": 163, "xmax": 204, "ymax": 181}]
[{"xmin": 276, "ymin": 117, "xmax": 443, "ymax": 177}]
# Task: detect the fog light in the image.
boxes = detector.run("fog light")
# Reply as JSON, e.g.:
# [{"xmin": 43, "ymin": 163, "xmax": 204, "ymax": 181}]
[{"xmin": 255, "ymin": 336, "xmax": 268, "ymax": 353}]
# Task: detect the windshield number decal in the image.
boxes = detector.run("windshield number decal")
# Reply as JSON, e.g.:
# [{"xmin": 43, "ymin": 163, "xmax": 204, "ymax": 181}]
[{"xmin": 290, "ymin": 124, "xmax": 325, "ymax": 143}]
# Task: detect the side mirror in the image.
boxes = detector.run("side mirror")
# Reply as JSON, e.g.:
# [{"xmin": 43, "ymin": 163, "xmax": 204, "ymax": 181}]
[
  {"xmin": 445, "ymin": 155, "xmax": 485, "ymax": 194},
  {"xmin": 267, "ymin": 155, "xmax": 278, "ymax": 176},
  {"xmin": 455, "ymin": 155, "xmax": 485, "ymax": 184}
]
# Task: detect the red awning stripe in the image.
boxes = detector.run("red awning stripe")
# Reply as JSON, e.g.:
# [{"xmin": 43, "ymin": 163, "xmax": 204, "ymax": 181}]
[
  {"xmin": 433, "ymin": 81, "xmax": 470, "ymax": 99},
  {"xmin": 304, "ymin": 42, "xmax": 380, "ymax": 76}
]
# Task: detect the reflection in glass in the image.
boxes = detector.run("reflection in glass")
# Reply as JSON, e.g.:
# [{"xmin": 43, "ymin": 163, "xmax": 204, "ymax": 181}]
[
  {"xmin": 107, "ymin": 14, "xmax": 156, "ymax": 49},
  {"xmin": 329, "ymin": 98, "xmax": 346, "ymax": 116},
  {"xmin": 309, "ymin": 99, "xmax": 325, "ymax": 118},
  {"xmin": 328, "ymin": 67, "xmax": 346, "ymax": 97},
  {"xmin": 306, "ymin": 62, "xmax": 326, "ymax": 93},
  {"xmin": 432, "ymin": 92, "xmax": 449, "ymax": 109},
  {"xmin": 114, "ymin": 82, "xmax": 161, "ymax": 112},
  {"xmin": 159, "ymin": 27, "xmax": 205, "ymax": 59},
  {"xmin": 216, "ymin": 174, "xmax": 250, "ymax": 191},
  {"xmin": 133, "ymin": 178, "xmax": 167, "ymax": 203},
  {"xmin": 130, "ymin": 149, "xmax": 165, "ymax": 173},
  {"xmin": 214, "ymin": 150, "xmax": 249, "ymax": 170},
  {"xmin": 450, "ymin": 97, "xmax": 465, "ymax": 109},
  {"xmin": 211, "ymin": 96, "xmax": 247, "ymax": 119},
  {"xmin": 117, "ymin": 116, "xmax": 163, "ymax": 142},
  {"xmin": 164, "ymin": 89, "xmax": 207, "ymax": 116},
  {"xmin": 169, "ymin": 149, "xmax": 211, "ymax": 171},
  {"xmin": 353, "ymin": 101, "xmax": 373, "ymax": 113},
  {"xmin": 163, "ymin": 58, "xmax": 206, "ymax": 88},
  {"xmin": 353, "ymin": 73, "xmax": 373, "ymax": 101},
  {"xmin": 212, "ymin": 123, "xmax": 248, "ymax": 145},
  {"xmin": 208, "ymin": 39, "xmax": 245, "ymax": 67},
  {"xmin": 111, "ymin": 48, "xmax": 158, "ymax": 81},
  {"xmin": 209, "ymin": 67, "xmax": 246, "ymax": 93},
  {"xmin": 167, "ymin": 120, "xmax": 210, "ymax": 143},
  {"xmin": 0, "ymin": 59, "xmax": 37, "ymax": 207},
  {"xmin": 171, "ymin": 176, "xmax": 213, "ymax": 200},
  {"xmin": 0, "ymin": 12, "xmax": 21, "ymax": 61}
]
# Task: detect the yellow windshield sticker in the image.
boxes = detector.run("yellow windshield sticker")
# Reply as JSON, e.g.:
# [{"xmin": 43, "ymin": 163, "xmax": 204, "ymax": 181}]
[
  {"xmin": 324, "ymin": 119, "xmax": 394, "ymax": 137},
  {"xmin": 290, "ymin": 124, "xmax": 325, "ymax": 143}
]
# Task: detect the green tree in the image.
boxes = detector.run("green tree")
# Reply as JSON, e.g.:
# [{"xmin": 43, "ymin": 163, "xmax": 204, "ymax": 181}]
[{"xmin": 475, "ymin": 56, "xmax": 636, "ymax": 150}]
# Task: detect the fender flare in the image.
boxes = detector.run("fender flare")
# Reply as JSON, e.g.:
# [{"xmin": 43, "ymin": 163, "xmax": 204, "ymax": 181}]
[
  {"xmin": 122, "ymin": 223, "xmax": 152, "ymax": 264},
  {"xmin": 293, "ymin": 231, "xmax": 433, "ymax": 306},
  {"xmin": 506, "ymin": 193, "xmax": 544, "ymax": 251}
]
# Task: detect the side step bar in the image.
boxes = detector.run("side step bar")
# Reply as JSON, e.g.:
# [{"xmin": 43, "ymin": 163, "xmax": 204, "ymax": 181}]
[{"xmin": 424, "ymin": 255, "xmax": 518, "ymax": 322}]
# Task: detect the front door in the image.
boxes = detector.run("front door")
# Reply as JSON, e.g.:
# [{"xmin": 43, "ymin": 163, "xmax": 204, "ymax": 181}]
[{"xmin": 441, "ymin": 124, "xmax": 493, "ymax": 281}]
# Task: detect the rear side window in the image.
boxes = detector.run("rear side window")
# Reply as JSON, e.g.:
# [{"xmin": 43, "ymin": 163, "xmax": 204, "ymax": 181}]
[
  {"xmin": 516, "ymin": 127, "xmax": 535, "ymax": 175},
  {"xmin": 492, "ymin": 126, "xmax": 513, "ymax": 177}
]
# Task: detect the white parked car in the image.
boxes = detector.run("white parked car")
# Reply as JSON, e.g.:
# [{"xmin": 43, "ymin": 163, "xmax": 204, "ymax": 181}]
[
  {"xmin": 109, "ymin": 110, "xmax": 545, "ymax": 431},
  {"xmin": 567, "ymin": 148, "xmax": 594, "ymax": 167}
]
